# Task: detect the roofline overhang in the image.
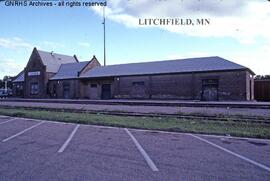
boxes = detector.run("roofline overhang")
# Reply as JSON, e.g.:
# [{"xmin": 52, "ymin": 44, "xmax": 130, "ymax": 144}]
[
  {"xmin": 12, "ymin": 81, "xmax": 24, "ymax": 83},
  {"xmin": 246, "ymin": 68, "xmax": 255, "ymax": 75},
  {"xmin": 78, "ymin": 68, "xmax": 252, "ymax": 80},
  {"xmin": 49, "ymin": 77, "xmax": 81, "ymax": 81},
  {"xmin": 49, "ymin": 68, "xmax": 255, "ymax": 81}
]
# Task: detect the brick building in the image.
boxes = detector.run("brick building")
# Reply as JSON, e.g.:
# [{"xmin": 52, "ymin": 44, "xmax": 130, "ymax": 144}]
[{"xmin": 13, "ymin": 48, "xmax": 255, "ymax": 101}]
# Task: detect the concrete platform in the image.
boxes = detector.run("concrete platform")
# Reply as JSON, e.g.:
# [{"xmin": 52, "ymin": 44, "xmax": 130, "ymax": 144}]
[{"xmin": 1, "ymin": 98, "xmax": 270, "ymax": 109}]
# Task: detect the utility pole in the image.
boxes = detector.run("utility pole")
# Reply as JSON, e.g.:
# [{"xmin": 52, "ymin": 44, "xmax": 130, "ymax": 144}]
[
  {"xmin": 4, "ymin": 78, "xmax": 11, "ymax": 93},
  {"xmin": 103, "ymin": 4, "xmax": 106, "ymax": 66},
  {"xmin": 4, "ymin": 80, "xmax": 7, "ymax": 93}
]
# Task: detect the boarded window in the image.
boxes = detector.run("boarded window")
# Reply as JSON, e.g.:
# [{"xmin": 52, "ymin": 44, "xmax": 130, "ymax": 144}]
[
  {"xmin": 30, "ymin": 82, "xmax": 39, "ymax": 95},
  {"xmin": 202, "ymin": 79, "xmax": 218, "ymax": 85},
  {"xmin": 91, "ymin": 84, "xmax": 97, "ymax": 88},
  {"xmin": 133, "ymin": 82, "xmax": 144, "ymax": 86}
]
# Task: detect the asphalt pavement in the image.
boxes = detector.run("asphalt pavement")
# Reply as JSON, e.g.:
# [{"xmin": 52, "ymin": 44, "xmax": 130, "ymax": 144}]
[{"xmin": 0, "ymin": 115, "xmax": 269, "ymax": 181}]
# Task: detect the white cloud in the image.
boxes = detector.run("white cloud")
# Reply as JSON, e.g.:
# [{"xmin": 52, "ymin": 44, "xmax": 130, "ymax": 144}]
[
  {"xmin": 0, "ymin": 58, "xmax": 25, "ymax": 78},
  {"xmin": 0, "ymin": 37, "xmax": 33, "ymax": 50},
  {"xmin": 168, "ymin": 44, "xmax": 270, "ymax": 75},
  {"xmin": 91, "ymin": 0, "xmax": 270, "ymax": 75},
  {"xmin": 226, "ymin": 44, "xmax": 270, "ymax": 75},
  {"xmin": 77, "ymin": 42, "xmax": 91, "ymax": 48},
  {"xmin": 0, "ymin": 37, "xmax": 69, "ymax": 78},
  {"xmin": 91, "ymin": 0, "xmax": 270, "ymax": 44},
  {"xmin": 41, "ymin": 41, "xmax": 65, "ymax": 49},
  {"xmin": 0, "ymin": 37, "xmax": 65, "ymax": 51},
  {"xmin": 0, "ymin": 37, "xmax": 32, "ymax": 78}
]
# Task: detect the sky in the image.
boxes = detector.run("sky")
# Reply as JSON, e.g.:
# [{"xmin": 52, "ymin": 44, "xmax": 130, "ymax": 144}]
[{"xmin": 0, "ymin": 0, "xmax": 270, "ymax": 79}]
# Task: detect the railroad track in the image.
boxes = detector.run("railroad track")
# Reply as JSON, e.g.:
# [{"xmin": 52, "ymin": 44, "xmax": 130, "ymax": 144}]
[
  {"xmin": 1, "ymin": 105, "xmax": 270, "ymax": 124},
  {"xmin": 1, "ymin": 99, "xmax": 270, "ymax": 109}
]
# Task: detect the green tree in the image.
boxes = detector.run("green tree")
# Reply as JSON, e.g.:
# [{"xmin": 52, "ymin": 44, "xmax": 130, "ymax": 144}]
[
  {"xmin": 255, "ymin": 75, "xmax": 270, "ymax": 80},
  {"xmin": 1, "ymin": 75, "xmax": 15, "ymax": 89},
  {"xmin": 0, "ymin": 79, "xmax": 3, "ymax": 88}
]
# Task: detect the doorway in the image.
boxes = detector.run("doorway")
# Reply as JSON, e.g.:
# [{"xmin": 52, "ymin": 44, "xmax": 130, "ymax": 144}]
[
  {"xmin": 63, "ymin": 83, "xmax": 70, "ymax": 99},
  {"xmin": 201, "ymin": 79, "xmax": 218, "ymax": 101},
  {"xmin": 101, "ymin": 84, "xmax": 111, "ymax": 99}
]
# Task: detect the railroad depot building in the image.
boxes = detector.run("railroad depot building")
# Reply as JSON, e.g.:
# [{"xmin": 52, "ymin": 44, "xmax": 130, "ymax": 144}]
[{"xmin": 12, "ymin": 48, "xmax": 255, "ymax": 101}]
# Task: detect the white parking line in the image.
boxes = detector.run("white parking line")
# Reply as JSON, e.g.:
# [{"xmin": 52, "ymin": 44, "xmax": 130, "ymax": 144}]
[
  {"xmin": 130, "ymin": 129, "xmax": 270, "ymax": 142},
  {"xmin": 194, "ymin": 133, "xmax": 270, "ymax": 142},
  {"xmin": 58, "ymin": 125, "xmax": 80, "ymax": 153},
  {"xmin": 189, "ymin": 134, "xmax": 270, "ymax": 172},
  {"xmin": 16, "ymin": 117, "xmax": 42, "ymax": 122},
  {"xmin": 0, "ymin": 116, "xmax": 9, "ymax": 119},
  {"xmin": 125, "ymin": 128, "xmax": 159, "ymax": 172},
  {"xmin": 2, "ymin": 121, "xmax": 44, "ymax": 142},
  {"xmin": 0, "ymin": 118, "xmax": 17, "ymax": 125}
]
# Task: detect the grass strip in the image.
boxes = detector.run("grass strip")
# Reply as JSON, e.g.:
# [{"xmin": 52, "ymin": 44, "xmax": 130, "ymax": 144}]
[{"xmin": 0, "ymin": 107, "xmax": 269, "ymax": 139}]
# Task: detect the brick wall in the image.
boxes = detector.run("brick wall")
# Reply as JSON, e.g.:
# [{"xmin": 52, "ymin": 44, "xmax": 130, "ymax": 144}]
[
  {"xmin": 48, "ymin": 79, "xmax": 80, "ymax": 99},
  {"xmin": 80, "ymin": 78, "xmax": 114, "ymax": 99},
  {"xmin": 112, "ymin": 70, "xmax": 252, "ymax": 101},
  {"xmin": 24, "ymin": 49, "xmax": 47, "ymax": 98}
]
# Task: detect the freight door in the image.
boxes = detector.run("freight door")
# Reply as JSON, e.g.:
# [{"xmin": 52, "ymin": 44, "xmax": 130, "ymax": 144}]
[{"xmin": 201, "ymin": 79, "xmax": 218, "ymax": 101}]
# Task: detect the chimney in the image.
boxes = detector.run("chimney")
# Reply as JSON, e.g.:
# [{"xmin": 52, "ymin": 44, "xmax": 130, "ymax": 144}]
[
  {"xmin": 74, "ymin": 55, "xmax": 79, "ymax": 62},
  {"xmin": 51, "ymin": 51, "xmax": 54, "ymax": 56}
]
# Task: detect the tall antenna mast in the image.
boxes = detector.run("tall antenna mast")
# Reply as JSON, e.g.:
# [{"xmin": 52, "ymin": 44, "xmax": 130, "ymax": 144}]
[{"xmin": 103, "ymin": 4, "xmax": 106, "ymax": 66}]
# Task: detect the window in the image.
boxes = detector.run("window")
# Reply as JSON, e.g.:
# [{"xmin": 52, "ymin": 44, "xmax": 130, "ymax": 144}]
[
  {"xmin": 91, "ymin": 84, "xmax": 97, "ymax": 88},
  {"xmin": 133, "ymin": 81, "xmax": 144, "ymax": 86},
  {"xmin": 30, "ymin": 82, "xmax": 39, "ymax": 95}
]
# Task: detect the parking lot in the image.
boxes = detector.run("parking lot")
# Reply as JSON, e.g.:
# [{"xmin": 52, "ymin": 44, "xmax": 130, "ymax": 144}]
[{"xmin": 0, "ymin": 115, "xmax": 269, "ymax": 181}]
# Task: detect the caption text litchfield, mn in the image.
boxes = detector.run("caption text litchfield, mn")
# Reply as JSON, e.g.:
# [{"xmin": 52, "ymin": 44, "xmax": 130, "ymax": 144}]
[{"xmin": 139, "ymin": 18, "xmax": 211, "ymax": 26}]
